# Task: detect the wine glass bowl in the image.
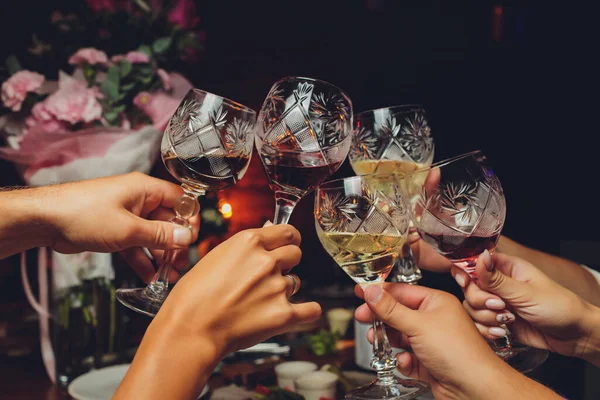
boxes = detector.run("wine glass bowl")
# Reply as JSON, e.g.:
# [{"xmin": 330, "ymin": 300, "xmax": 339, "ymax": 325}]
[
  {"xmin": 349, "ymin": 105, "xmax": 434, "ymax": 284},
  {"xmin": 255, "ymin": 76, "xmax": 353, "ymax": 225},
  {"xmin": 406, "ymin": 150, "xmax": 505, "ymax": 276},
  {"xmin": 161, "ymin": 88, "xmax": 256, "ymax": 194},
  {"xmin": 404, "ymin": 150, "xmax": 548, "ymax": 372},
  {"xmin": 116, "ymin": 88, "xmax": 256, "ymax": 317},
  {"xmin": 315, "ymin": 174, "xmax": 430, "ymax": 399}
]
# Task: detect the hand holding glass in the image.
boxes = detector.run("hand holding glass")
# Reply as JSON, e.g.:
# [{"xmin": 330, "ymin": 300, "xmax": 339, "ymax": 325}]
[
  {"xmin": 116, "ymin": 89, "xmax": 256, "ymax": 317},
  {"xmin": 315, "ymin": 174, "xmax": 429, "ymax": 399}
]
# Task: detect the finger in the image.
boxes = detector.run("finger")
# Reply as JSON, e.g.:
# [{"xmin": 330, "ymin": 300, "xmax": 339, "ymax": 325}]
[
  {"xmin": 125, "ymin": 215, "xmax": 193, "ymax": 250},
  {"xmin": 476, "ymin": 250, "xmax": 530, "ymax": 303},
  {"xmin": 374, "ymin": 282, "xmax": 440, "ymax": 311},
  {"xmin": 137, "ymin": 174, "xmax": 186, "ymax": 214},
  {"xmin": 283, "ymin": 274, "xmax": 301, "ymax": 297},
  {"xmin": 354, "ymin": 284, "xmax": 365, "ymax": 300},
  {"xmin": 118, "ymin": 248, "xmax": 156, "ymax": 284},
  {"xmin": 474, "ymin": 322, "xmax": 507, "ymax": 341},
  {"xmin": 189, "ymin": 214, "xmax": 200, "ymax": 241},
  {"xmin": 362, "ymin": 284, "xmax": 422, "ymax": 336},
  {"xmin": 268, "ymin": 245, "xmax": 302, "ymax": 273},
  {"xmin": 410, "ymin": 239, "xmax": 453, "ymax": 273},
  {"xmin": 355, "ymin": 303, "xmax": 372, "ymax": 323},
  {"xmin": 450, "ymin": 265, "xmax": 470, "ymax": 289},
  {"xmin": 290, "ymin": 301, "xmax": 322, "ymax": 324},
  {"xmin": 396, "ymin": 352, "xmax": 432, "ymax": 385},
  {"xmin": 463, "ymin": 276, "xmax": 506, "ymax": 310},
  {"xmin": 463, "ymin": 300, "xmax": 513, "ymax": 326},
  {"xmin": 118, "ymin": 248, "xmax": 182, "ymax": 284},
  {"xmin": 148, "ymin": 207, "xmax": 200, "ymax": 243},
  {"xmin": 150, "ymin": 248, "xmax": 190, "ymax": 273},
  {"xmin": 258, "ymin": 224, "xmax": 301, "ymax": 250},
  {"xmin": 367, "ymin": 326, "xmax": 411, "ymax": 349}
]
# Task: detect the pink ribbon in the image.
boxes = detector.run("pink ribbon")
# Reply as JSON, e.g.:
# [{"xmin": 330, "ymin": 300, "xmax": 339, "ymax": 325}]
[{"xmin": 20, "ymin": 248, "xmax": 56, "ymax": 384}]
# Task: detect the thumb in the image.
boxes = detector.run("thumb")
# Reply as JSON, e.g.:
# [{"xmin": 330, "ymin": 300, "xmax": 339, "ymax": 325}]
[
  {"xmin": 364, "ymin": 284, "xmax": 419, "ymax": 336},
  {"xmin": 476, "ymin": 250, "xmax": 526, "ymax": 302},
  {"xmin": 126, "ymin": 217, "xmax": 193, "ymax": 250}
]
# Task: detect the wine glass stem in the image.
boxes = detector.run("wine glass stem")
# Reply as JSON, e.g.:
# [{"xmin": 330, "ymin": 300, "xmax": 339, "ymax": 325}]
[
  {"xmin": 371, "ymin": 306, "xmax": 397, "ymax": 383},
  {"xmin": 468, "ymin": 267, "xmax": 514, "ymax": 355},
  {"xmin": 273, "ymin": 194, "xmax": 299, "ymax": 225},
  {"xmin": 142, "ymin": 190, "xmax": 200, "ymax": 301}
]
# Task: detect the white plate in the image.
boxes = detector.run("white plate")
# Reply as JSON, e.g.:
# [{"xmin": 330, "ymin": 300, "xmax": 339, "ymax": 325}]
[{"xmin": 68, "ymin": 364, "xmax": 209, "ymax": 400}]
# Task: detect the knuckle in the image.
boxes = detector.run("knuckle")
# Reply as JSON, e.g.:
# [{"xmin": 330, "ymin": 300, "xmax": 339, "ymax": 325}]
[
  {"xmin": 241, "ymin": 230, "xmax": 261, "ymax": 247},
  {"xmin": 274, "ymin": 277, "xmax": 287, "ymax": 293},
  {"xmin": 259, "ymin": 253, "xmax": 276, "ymax": 273},
  {"xmin": 281, "ymin": 225, "xmax": 297, "ymax": 242}
]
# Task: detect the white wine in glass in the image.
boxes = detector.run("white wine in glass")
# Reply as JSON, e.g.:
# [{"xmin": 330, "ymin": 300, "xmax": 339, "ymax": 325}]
[{"xmin": 315, "ymin": 174, "xmax": 430, "ymax": 400}]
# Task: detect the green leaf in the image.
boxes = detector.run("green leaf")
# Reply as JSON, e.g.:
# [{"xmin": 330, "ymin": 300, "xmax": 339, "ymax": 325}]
[
  {"xmin": 104, "ymin": 110, "xmax": 120, "ymax": 123},
  {"xmin": 100, "ymin": 65, "xmax": 121, "ymax": 102},
  {"xmin": 121, "ymin": 82, "xmax": 136, "ymax": 92},
  {"xmin": 119, "ymin": 61, "xmax": 132, "ymax": 78},
  {"xmin": 152, "ymin": 36, "xmax": 172, "ymax": 54},
  {"xmin": 112, "ymin": 104, "xmax": 126, "ymax": 113},
  {"xmin": 5, "ymin": 55, "xmax": 22, "ymax": 75},
  {"xmin": 138, "ymin": 45, "xmax": 152, "ymax": 56}
]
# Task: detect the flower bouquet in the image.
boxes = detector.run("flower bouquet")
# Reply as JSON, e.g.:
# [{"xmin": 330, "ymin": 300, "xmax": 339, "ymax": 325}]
[{"xmin": 0, "ymin": 0, "xmax": 200, "ymax": 386}]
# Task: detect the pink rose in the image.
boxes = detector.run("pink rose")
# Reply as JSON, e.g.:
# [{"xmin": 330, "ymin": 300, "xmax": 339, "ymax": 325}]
[
  {"xmin": 44, "ymin": 73, "xmax": 103, "ymax": 124},
  {"xmin": 111, "ymin": 54, "xmax": 125, "ymax": 63},
  {"xmin": 68, "ymin": 48, "xmax": 108, "ymax": 66},
  {"xmin": 125, "ymin": 51, "xmax": 150, "ymax": 64},
  {"xmin": 86, "ymin": 0, "xmax": 115, "ymax": 12},
  {"xmin": 24, "ymin": 102, "xmax": 68, "ymax": 134},
  {"xmin": 1, "ymin": 70, "xmax": 45, "ymax": 112},
  {"xmin": 157, "ymin": 69, "xmax": 171, "ymax": 90},
  {"xmin": 168, "ymin": 0, "xmax": 200, "ymax": 29}
]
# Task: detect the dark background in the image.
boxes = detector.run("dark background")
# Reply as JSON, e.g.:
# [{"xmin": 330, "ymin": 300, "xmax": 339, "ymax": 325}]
[{"xmin": 1, "ymin": 1, "xmax": 598, "ymax": 398}]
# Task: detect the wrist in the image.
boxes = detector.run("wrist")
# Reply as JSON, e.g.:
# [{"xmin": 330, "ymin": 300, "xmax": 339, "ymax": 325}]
[
  {"xmin": 0, "ymin": 187, "xmax": 55, "ymax": 258},
  {"xmin": 577, "ymin": 302, "xmax": 600, "ymax": 366}
]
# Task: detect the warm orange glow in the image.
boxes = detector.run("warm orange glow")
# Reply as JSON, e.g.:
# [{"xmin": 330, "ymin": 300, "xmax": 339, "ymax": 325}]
[{"xmin": 220, "ymin": 202, "xmax": 233, "ymax": 219}]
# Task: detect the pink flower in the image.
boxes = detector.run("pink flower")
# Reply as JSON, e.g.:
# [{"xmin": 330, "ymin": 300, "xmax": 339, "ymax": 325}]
[
  {"xmin": 1, "ymin": 70, "xmax": 45, "ymax": 112},
  {"xmin": 44, "ymin": 73, "xmax": 103, "ymax": 124},
  {"xmin": 125, "ymin": 51, "xmax": 150, "ymax": 64},
  {"xmin": 86, "ymin": 0, "xmax": 115, "ymax": 13},
  {"xmin": 157, "ymin": 69, "xmax": 171, "ymax": 90},
  {"xmin": 168, "ymin": 0, "xmax": 200, "ymax": 29},
  {"xmin": 133, "ymin": 92, "xmax": 152, "ymax": 109},
  {"xmin": 68, "ymin": 48, "xmax": 108, "ymax": 66},
  {"xmin": 24, "ymin": 102, "xmax": 68, "ymax": 134},
  {"xmin": 111, "ymin": 54, "xmax": 125, "ymax": 63}
]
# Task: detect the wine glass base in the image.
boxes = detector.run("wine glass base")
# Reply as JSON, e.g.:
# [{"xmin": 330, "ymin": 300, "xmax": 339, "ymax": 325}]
[
  {"xmin": 496, "ymin": 343, "xmax": 549, "ymax": 373},
  {"xmin": 115, "ymin": 288, "xmax": 164, "ymax": 318},
  {"xmin": 345, "ymin": 376, "xmax": 430, "ymax": 400}
]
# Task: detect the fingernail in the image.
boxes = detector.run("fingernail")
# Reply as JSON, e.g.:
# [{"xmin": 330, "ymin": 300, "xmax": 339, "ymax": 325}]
[
  {"xmin": 485, "ymin": 298, "xmax": 506, "ymax": 310},
  {"xmin": 488, "ymin": 327, "xmax": 507, "ymax": 338},
  {"xmin": 482, "ymin": 249, "xmax": 493, "ymax": 271},
  {"xmin": 496, "ymin": 313, "xmax": 515, "ymax": 323},
  {"xmin": 173, "ymin": 227, "xmax": 192, "ymax": 246},
  {"xmin": 366, "ymin": 285, "xmax": 383, "ymax": 304},
  {"xmin": 454, "ymin": 272, "xmax": 466, "ymax": 288}
]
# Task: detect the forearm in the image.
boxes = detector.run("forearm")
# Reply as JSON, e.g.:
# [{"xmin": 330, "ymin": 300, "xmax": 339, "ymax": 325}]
[
  {"xmin": 467, "ymin": 359, "xmax": 562, "ymax": 400},
  {"xmin": 113, "ymin": 310, "xmax": 222, "ymax": 400},
  {"xmin": 497, "ymin": 236, "xmax": 600, "ymax": 306},
  {"xmin": 0, "ymin": 187, "xmax": 55, "ymax": 259}
]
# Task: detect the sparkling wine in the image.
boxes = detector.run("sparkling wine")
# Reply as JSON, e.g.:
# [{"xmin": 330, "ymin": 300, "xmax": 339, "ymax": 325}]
[
  {"xmin": 261, "ymin": 150, "xmax": 344, "ymax": 198},
  {"xmin": 317, "ymin": 229, "xmax": 405, "ymax": 284},
  {"xmin": 421, "ymin": 232, "xmax": 500, "ymax": 273},
  {"xmin": 162, "ymin": 150, "xmax": 250, "ymax": 192}
]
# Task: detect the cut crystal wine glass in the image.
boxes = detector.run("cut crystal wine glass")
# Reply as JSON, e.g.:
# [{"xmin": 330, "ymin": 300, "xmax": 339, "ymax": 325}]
[
  {"xmin": 255, "ymin": 76, "xmax": 353, "ymax": 225},
  {"xmin": 404, "ymin": 149, "xmax": 548, "ymax": 372},
  {"xmin": 349, "ymin": 105, "xmax": 434, "ymax": 284},
  {"xmin": 116, "ymin": 88, "xmax": 256, "ymax": 317},
  {"xmin": 315, "ymin": 174, "xmax": 430, "ymax": 399}
]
